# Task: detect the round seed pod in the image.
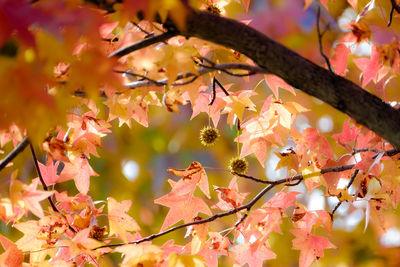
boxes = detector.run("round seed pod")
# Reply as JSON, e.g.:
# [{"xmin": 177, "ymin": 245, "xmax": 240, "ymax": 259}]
[
  {"xmin": 200, "ymin": 126, "xmax": 220, "ymax": 146},
  {"xmin": 229, "ymin": 157, "xmax": 248, "ymax": 174}
]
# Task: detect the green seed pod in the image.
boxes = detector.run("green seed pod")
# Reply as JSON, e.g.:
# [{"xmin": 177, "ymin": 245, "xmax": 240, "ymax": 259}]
[
  {"xmin": 200, "ymin": 126, "xmax": 219, "ymax": 146},
  {"xmin": 229, "ymin": 157, "xmax": 248, "ymax": 174}
]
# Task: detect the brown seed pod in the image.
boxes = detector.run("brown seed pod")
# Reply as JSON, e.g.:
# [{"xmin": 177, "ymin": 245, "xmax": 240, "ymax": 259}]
[
  {"xmin": 229, "ymin": 157, "xmax": 248, "ymax": 174},
  {"xmin": 200, "ymin": 126, "xmax": 220, "ymax": 146}
]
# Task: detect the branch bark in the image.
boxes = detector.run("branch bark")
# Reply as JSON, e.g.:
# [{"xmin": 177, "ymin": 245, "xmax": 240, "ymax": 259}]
[{"xmin": 180, "ymin": 11, "xmax": 400, "ymax": 149}]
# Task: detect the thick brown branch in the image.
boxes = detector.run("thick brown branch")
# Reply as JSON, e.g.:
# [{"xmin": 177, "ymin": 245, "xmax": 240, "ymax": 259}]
[{"xmin": 182, "ymin": 11, "xmax": 400, "ymax": 149}]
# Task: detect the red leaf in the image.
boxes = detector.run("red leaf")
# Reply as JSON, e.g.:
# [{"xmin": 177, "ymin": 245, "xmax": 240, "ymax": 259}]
[
  {"xmin": 213, "ymin": 177, "xmax": 248, "ymax": 210},
  {"xmin": 38, "ymin": 157, "xmax": 60, "ymax": 185},
  {"xmin": 331, "ymin": 44, "xmax": 350, "ymax": 76},
  {"xmin": 59, "ymin": 155, "xmax": 98, "ymax": 195},
  {"xmin": 232, "ymin": 241, "xmax": 276, "ymax": 267},
  {"xmin": 263, "ymin": 191, "xmax": 300, "ymax": 210},
  {"xmin": 168, "ymin": 161, "xmax": 210, "ymax": 198},
  {"xmin": 154, "ymin": 192, "xmax": 212, "ymax": 230},
  {"xmin": 23, "ymin": 179, "xmax": 54, "ymax": 218},
  {"xmin": 0, "ymin": 234, "xmax": 23, "ymax": 267},
  {"xmin": 332, "ymin": 120, "xmax": 360, "ymax": 146},
  {"xmin": 291, "ymin": 229, "xmax": 335, "ymax": 267},
  {"xmin": 265, "ymin": 74, "xmax": 296, "ymax": 98}
]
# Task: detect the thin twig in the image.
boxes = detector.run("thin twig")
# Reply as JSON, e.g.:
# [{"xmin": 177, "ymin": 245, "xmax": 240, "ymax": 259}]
[
  {"xmin": 131, "ymin": 22, "xmax": 153, "ymax": 37},
  {"xmin": 29, "ymin": 142, "xmax": 77, "ymax": 233},
  {"xmin": 347, "ymin": 169, "xmax": 359, "ymax": 188},
  {"xmin": 29, "ymin": 142, "xmax": 56, "ymax": 207},
  {"xmin": 209, "ymin": 77, "xmax": 230, "ymax": 105},
  {"xmin": 234, "ymin": 163, "xmax": 355, "ymax": 185},
  {"xmin": 115, "ymin": 70, "xmax": 166, "ymax": 86},
  {"xmin": 94, "ymin": 183, "xmax": 277, "ymax": 249},
  {"xmin": 0, "ymin": 137, "xmax": 30, "ymax": 171},
  {"xmin": 330, "ymin": 169, "xmax": 359, "ymax": 219},
  {"xmin": 388, "ymin": 5, "xmax": 395, "ymax": 26},
  {"xmin": 94, "ymin": 149, "xmax": 394, "ymax": 250},
  {"xmin": 108, "ymin": 31, "xmax": 177, "ymax": 58},
  {"xmin": 123, "ymin": 62, "xmax": 266, "ymax": 89},
  {"xmin": 391, "ymin": 0, "xmax": 400, "ymax": 14},
  {"xmin": 316, "ymin": 6, "xmax": 334, "ymax": 73}
]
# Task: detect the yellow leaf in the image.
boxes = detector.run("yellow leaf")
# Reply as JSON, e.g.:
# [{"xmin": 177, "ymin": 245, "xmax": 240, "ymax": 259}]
[
  {"xmin": 275, "ymin": 149, "xmax": 298, "ymax": 171},
  {"xmin": 168, "ymin": 253, "xmax": 206, "ymax": 267}
]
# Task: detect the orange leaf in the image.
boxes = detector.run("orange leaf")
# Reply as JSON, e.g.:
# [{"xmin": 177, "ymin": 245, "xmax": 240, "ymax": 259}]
[
  {"xmin": 108, "ymin": 197, "xmax": 140, "ymax": 242},
  {"xmin": 291, "ymin": 229, "xmax": 335, "ymax": 267}
]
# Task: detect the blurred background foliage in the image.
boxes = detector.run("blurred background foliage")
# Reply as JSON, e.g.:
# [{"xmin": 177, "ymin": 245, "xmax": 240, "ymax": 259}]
[{"xmin": 1, "ymin": 0, "xmax": 400, "ymax": 265}]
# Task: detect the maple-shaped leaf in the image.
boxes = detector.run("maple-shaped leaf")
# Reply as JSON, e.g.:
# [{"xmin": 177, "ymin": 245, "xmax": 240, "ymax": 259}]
[
  {"xmin": 332, "ymin": 120, "xmax": 360, "ymax": 147},
  {"xmin": 275, "ymin": 148, "xmax": 299, "ymax": 172},
  {"xmin": 231, "ymin": 241, "xmax": 276, "ymax": 267},
  {"xmin": 304, "ymin": 128, "xmax": 333, "ymax": 159},
  {"xmin": 221, "ymin": 90, "xmax": 257, "ymax": 127},
  {"xmin": 9, "ymin": 172, "xmax": 54, "ymax": 219},
  {"xmin": 0, "ymin": 124, "xmax": 24, "ymax": 147},
  {"xmin": 14, "ymin": 220, "xmax": 47, "ymax": 252},
  {"xmin": 38, "ymin": 157, "xmax": 60, "ymax": 185},
  {"xmin": 56, "ymin": 228, "xmax": 102, "ymax": 264},
  {"xmin": 263, "ymin": 191, "xmax": 300, "ymax": 211},
  {"xmin": 194, "ymin": 232, "xmax": 230, "ymax": 267},
  {"xmin": 212, "ymin": 177, "xmax": 248, "ymax": 210},
  {"xmin": 155, "ymin": 191, "xmax": 212, "ymax": 230},
  {"xmin": 291, "ymin": 229, "xmax": 335, "ymax": 267},
  {"xmin": 0, "ymin": 234, "xmax": 23, "ymax": 267},
  {"xmin": 322, "ymin": 155, "xmax": 354, "ymax": 190},
  {"xmin": 58, "ymin": 154, "xmax": 98, "ymax": 195},
  {"xmin": 191, "ymin": 90, "xmax": 229, "ymax": 126},
  {"xmin": 107, "ymin": 197, "xmax": 140, "ymax": 242},
  {"xmin": 354, "ymin": 151, "xmax": 382, "ymax": 176},
  {"xmin": 23, "ymin": 179, "xmax": 54, "ymax": 218},
  {"xmin": 331, "ymin": 44, "xmax": 350, "ymax": 76},
  {"xmin": 293, "ymin": 207, "xmax": 333, "ymax": 234},
  {"xmin": 244, "ymin": 207, "xmax": 283, "ymax": 239},
  {"xmin": 168, "ymin": 161, "xmax": 210, "ymax": 198},
  {"xmin": 264, "ymin": 74, "xmax": 295, "ymax": 98},
  {"xmin": 239, "ymin": 96, "xmax": 307, "ymax": 166},
  {"xmin": 353, "ymin": 45, "xmax": 382, "ymax": 87}
]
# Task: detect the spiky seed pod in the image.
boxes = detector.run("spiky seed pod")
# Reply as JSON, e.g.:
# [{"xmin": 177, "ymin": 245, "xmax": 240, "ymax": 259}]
[
  {"xmin": 200, "ymin": 126, "xmax": 219, "ymax": 146},
  {"xmin": 229, "ymin": 157, "xmax": 248, "ymax": 174}
]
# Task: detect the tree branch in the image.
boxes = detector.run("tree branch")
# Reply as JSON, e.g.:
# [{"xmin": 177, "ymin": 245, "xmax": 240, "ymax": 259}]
[
  {"xmin": 316, "ymin": 6, "xmax": 333, "ymax": 73},
  {"xmin": 123, "ymin": 61, "xmax": 266, "ymax": 89},
  {"xmin": 29, "ymin": 142, "xmax": 77, "ymax": 233},
  {"xmin": 330, "ymin": 169, "xmax": 359, "ymax": 219},
  {"xmin": 94, "ymin": 162, "xmax": 364, "ymax": 250},
  {"xmin": 108, "ymin": 31, "xmax": 177, "ymax": 58},
  {"xmin": 180, "ymin": 11, "xmax": 400, "ymax": 149},
  {"xmin": 0, "ymin": 137, "xmax": 30, "ymax": 171}
]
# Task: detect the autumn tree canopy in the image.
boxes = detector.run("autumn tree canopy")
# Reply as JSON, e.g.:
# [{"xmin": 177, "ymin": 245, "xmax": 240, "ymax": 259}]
[{"xmin": 1, "ymin": 0, "xmax": 400, "ymax": 266}]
